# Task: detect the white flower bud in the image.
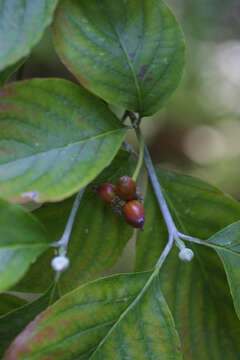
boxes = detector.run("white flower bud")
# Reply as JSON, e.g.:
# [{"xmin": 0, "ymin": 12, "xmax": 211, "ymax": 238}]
[
  {"xmin": 178, "ymin": 248, "xmax": 194, "ymax": 262},
  {"xmin": 51, "ymin": 255, "xmax": 70, "ymax": 272}
]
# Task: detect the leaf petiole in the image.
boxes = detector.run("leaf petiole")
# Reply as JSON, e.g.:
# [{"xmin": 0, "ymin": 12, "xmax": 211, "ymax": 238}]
[
  {"xmin": 132, "ymin": 126, "xmax": 144, "ymax": 182},
  {"xmin": 50, "ymin": 187, "xmax": 86, "ymax": 278}
]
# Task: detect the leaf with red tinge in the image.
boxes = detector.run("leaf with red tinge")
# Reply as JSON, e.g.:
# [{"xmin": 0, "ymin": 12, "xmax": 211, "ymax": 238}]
[
  {"xmin": 0, "ymin": 285, "xmax": 59, "ymax": 357},
  {"xmin": 0, "ymin": 78, "xmax": 126, "ymax": 203},
  {"xmin": 4, "ymin": 272, "xmax": 182, "ymax": 360}
]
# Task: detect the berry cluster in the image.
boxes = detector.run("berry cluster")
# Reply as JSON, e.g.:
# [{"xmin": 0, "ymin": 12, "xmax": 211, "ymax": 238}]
[{"xmin": 95, "ymin": 176, "xmax": 145, "ymax": 230}]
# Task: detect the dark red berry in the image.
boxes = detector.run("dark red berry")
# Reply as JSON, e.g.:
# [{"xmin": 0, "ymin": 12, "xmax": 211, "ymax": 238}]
[
  {"xmin": 123, "ymin": 200, "xmax": 145, "ymax": 230},
  {"xmin": 116, "ymin": 176, "xmax": 136, "ymax": 201},
  {"xmin": 96, "ymin": 183, "xmax": 116, "ymax": 203}
]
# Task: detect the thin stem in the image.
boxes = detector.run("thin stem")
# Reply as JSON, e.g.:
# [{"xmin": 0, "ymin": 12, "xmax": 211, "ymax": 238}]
[
  {"xmin": 143, "ymin": 141, "xmax": 177, "ymax": 236},
  {"xmin": 174, "ymin": 234, "xmax": 186, "ymax": 251},
  {"xmin": 155, "ymin": 233, "xmax": 174, "ymax": 270},
  {"xmin": 132, "ymin": 127, "xmax": 144, "ymax": 181},
  {"xmin": 122, "ymin": 136, "xmax": 216, "ymax": 256},
  {"xmin": 53, "ymin": 187, "xmax": 86, "ymax": 254},
  {"xmin": 48, "ymin": 280, "xmax": 59, "ymax": 306},
  {"xmin": 178, "ymin": 233, "xmax": 214, "ymax": 249}
]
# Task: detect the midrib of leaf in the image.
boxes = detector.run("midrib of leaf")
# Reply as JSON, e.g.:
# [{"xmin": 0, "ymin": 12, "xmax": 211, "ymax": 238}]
[
  {"xmin": 0, "ymin": 128, "xmax": 124, "ymax": 168},
  {"xmin": 89, "ymin": 270, "xmax": 156, "ymax": 358},
  {"xmin": 97, "ymin": 4, "xmax": 143, "ymax": 114},
  {"xmin": 116, "ymin": 35, "xmax": 143, "ymax": 114}
]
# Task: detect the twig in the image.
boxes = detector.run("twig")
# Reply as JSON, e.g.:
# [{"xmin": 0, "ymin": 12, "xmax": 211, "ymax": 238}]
[
  {"xmin": 51, "ymin": 187, "xmax": 86, "ymax": 275},
  {"xmin": 143, "ymin": 143, "xmax": 178, "ymax": 237},
  {"xmin": 53, "ymin": 187, "xmax": 86, "ymax": 254},
  {"xmin": 155, "ymin": 233, "xmax": 174, "ymax": 269},
  {"xmin": 122, "ymin": 119, "xmax": 207, "ymax": 260}
]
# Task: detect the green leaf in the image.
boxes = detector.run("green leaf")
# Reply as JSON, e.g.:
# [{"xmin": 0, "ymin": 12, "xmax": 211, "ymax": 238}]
[
  {"xmin": 136, "ymin": 169, "xmax": 240, "ymax": 269},
  {"xmin": 53, "ymin": 0, "xmax": 185, "ymax": 116},
  {"xmin": 0, "ymin": 198, "xmax": 49, "ymax": 292},
  {"xmin": 0, "ymin": 78, "xmax": 126, "ymax": 203},
  {"xmin": 136, "ymin": 170, "xmax": 240, "ymax": 359},
  {"xmin": 4, "ymin": 272, "xmax": 182, "ymax": 359},
  {"xmin": 14, "ymin": 151, "xmax": 135, "ymax": 293},
  {"xmin": 0, "ymin": 0, "xmax": 58, "ymax": 70},
  {"xmin": 0, "ymin": 57, "xmax": 27, "ymax": 86},
  {"xmin": 206, "ymin": 222, "xmax": 240, "ymax": 319},
  {"xmin": 0, "ymin": 294, "xmax": 26, "ymax": 316},
  {"xmin": 0, "ymin": 285, "xmax": 59, "ymax": 357}
]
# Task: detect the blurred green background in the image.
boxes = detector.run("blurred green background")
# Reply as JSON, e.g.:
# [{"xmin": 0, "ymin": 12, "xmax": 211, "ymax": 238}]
[{"xmin": 15, "ymin": 0, "xmax": 240, "ymax": 198}]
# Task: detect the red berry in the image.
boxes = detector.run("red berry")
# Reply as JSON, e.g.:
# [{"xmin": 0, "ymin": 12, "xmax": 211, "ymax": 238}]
[
  {"xmin": 117, "ymin": 176, "xmax": 136, "ymax": 201},
  {"xmin": 123, "ymin": 200, "xmax": 145, "ymax": 230},
  {"xmin": 96, "ymin": 183, "xmax": 116, "ymax": 203}
]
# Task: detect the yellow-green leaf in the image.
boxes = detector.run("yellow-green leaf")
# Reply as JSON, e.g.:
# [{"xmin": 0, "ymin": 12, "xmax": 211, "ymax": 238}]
[
  {"xmin": 4, "ymin": 272, "xmax": 182, "ymax": 359},
  {"xmin": 0, "ymin": 285, "xmax": 59, "ymax": 357},
  {"xmin": 0, "ymin": 79, "xmax": 126, "ymax": 203},
  {"xmin": 14, "ymin": 151, "xmax": 135, "ymax": 293}
]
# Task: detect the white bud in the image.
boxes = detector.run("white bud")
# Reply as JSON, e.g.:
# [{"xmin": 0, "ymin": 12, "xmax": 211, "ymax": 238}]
[
  {"xmin": 178, "ymin": 248, "xmax": 194, "ymax": 262},
  {"xmin": 51, "ymin": 255, "xmax": 70, "ymax": 272}
]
